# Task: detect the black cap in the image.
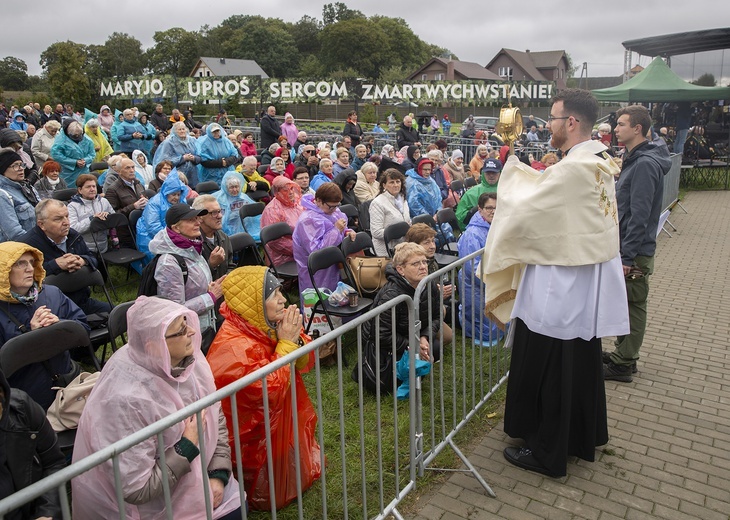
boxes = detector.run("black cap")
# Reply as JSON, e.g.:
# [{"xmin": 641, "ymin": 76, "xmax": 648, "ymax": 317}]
[{"xmin": 165, "ymin": 203, "xmax": 208, "ymax": 227}]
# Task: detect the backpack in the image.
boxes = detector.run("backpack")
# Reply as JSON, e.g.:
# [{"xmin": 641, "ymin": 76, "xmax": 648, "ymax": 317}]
[{"xmin": 137, "ymin": 254, "xmax": 188, "ymax": 297}]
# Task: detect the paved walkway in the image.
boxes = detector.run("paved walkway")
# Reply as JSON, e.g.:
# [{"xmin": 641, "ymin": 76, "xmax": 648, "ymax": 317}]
[{"xmin": 408, "ymin": 191, "xmax": 730, "ymax": 520}]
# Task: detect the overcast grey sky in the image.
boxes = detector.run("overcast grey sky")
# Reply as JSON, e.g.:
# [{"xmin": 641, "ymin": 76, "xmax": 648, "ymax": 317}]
[{"xmin": 4, "ymin": 0, "xmax": 728, "ymax": 83}]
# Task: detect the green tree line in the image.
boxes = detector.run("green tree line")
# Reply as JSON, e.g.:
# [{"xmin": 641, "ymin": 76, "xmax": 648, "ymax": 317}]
[{"xmin": 1, "ymin": 3, "xmax": 452, "ymax": 109}]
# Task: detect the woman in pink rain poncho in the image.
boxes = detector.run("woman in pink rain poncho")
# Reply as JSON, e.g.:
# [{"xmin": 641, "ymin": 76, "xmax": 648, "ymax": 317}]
[{"xmin": 71, "ymin": 296, "xmax": 242, "ymax": 520}]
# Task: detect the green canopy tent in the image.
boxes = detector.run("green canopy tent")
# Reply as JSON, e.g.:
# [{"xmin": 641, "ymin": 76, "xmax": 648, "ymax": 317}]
[{"xmin": 592, "ymin": 57, "xmax": 730, "ymax": 102}]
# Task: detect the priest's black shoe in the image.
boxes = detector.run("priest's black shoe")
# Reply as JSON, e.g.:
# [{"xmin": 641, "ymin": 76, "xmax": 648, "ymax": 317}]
[{"xmin": 503, "ymin": 446, "xmax": 557, "ymax": 477}]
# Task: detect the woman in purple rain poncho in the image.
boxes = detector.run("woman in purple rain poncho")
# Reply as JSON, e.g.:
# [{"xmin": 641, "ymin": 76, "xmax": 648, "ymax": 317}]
[{"xmin": 292, "ymin": 183, "xmax": 356, "ymax": 297}]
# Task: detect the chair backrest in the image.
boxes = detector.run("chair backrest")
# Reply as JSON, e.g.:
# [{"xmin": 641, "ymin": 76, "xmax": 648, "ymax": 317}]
[
  {"xmin": 44, "ymin": 265, "xmax": 107, "ymax": 295},
  {"xmin": 89, "ymin": 211, "xmax": 131, "ymax": 233},
  {"xmin": 341, "ymin": 231, "xmax": 375, "ymax": 258},
  {"xmin": 257, "ymin": 164, "xmax": 268, "ymax": 175},
  {"xmin": 0, "ymin": 320, "xmax": 92, "ymax": 378},
  {"xmin": 436, "ymin": 207, "xmax": 461, "ymax": 240},
  {"xmin": 383, "ymin": 221, "xmax": 411, "ymax": 257},
  {"xmin": 238, "ymin": 202, "xmax": 265, "ymax": 220},
  {"xmin": 260, "ymin": 221, "xmax": 293, "ymax": 246},
  {"xmin": 128, "ymin": 208, "xmax": 143, "ymax": 233},
  {"xmin": 308, "ymin": 246, "xmax": 345, "ymax": 280},
  {"xmin": 339, "ymin": 204, "xmax": 359, "ymax": 219},
  {"xmin": 464, "ymin": 177, "xmax": 477, "ymax": 189},
  {"xmin": 107, "ymin": 300, "xmax": 134, "ymax": 346},
  {"xmin": 196, "ymin": 181, "xmax": 220, "ymax": 194},
  {"xmin": 142, "ymin": 189, "xmax": 156, "ymax": 200},
  {"xmin": 450, "ymin": 179, "xmax": 464, "ymax": 196},
  {"xmin": 52, "ymin": 188, "xmax": 77, "ymax": 202},
  {"xmin": 358, "ymin": 199, "xmax": 372, "ymax": 232},
  {"xmin": 247, "ymin": 190, "xmax": 270, "ymax": 202},
  {"xmin": 411, "ymin": 214, "xmax": 437, "ymax": 229},
  {"xmin": 228, "ymin": 232, "xmax": 262, "ymax": 266},
  {"xmin": 89, "ymin": 161, "xmax": 108, "ymax": 172}
]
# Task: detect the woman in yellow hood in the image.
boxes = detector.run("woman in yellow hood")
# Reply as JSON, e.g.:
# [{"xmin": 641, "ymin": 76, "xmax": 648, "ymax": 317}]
[
  {"xmin": 0, "ymin": 241, "xmax": 89, "ymax": 409},
  {"xmin": 206, "ymin": 266, "xmax": 320, "ymax": 511}
]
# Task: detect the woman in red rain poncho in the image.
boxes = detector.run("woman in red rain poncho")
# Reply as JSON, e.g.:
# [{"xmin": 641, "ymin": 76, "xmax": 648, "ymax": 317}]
[
  {"xmin": 260, "ymin": 176, "xmax": 304, "ymax": 267},
  {"xmin": 206, "ymin": 266, "xmax": 320, "ymax": 511}
]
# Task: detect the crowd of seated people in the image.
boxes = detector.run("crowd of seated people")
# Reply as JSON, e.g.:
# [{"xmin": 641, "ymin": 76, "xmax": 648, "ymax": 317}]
[{"xmin": 0, "ymin": 100, "xmax": 578, "ymax": 515}]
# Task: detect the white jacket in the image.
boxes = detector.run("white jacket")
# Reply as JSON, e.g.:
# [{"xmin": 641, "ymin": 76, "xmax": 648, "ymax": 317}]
[
  {"xmin": 30, "ymin": 127, "xmax": 56, "ymax": 168},
  {"xmin": 369, "ymin": 192, "xmax": 411, "ymax": 256},
  {"xmin": 68, "ymin": 195, "xmax": 115, "ymax": 253}
]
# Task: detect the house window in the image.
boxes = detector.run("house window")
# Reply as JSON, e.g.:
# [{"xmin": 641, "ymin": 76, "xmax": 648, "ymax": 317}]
[
  {"xmin": 207, "ymin": 70, "xmax": 212, "ymax": 77},
  {"xmin": 421, "ymin": 74, "xmax": 428, "ymax": 80},
  {"xmin": 435, "ymin": 73, "xmax": 445, "ymax": 80},
  {"xmin": 499, "ymin": 66, "xmax": 513, "ymax": 80}
]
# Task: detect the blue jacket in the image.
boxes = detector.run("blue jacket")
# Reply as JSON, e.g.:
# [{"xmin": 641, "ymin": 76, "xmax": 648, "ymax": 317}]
[
  {"xmin": 405, "ymin": 168, "xmax": 442, "ymax": 217},
  {"xmin": 0, "ymin": 174, "xmax": 38, "ymax": 242},
  {"xmin": 117, "ymin": 117, "xmax": 149, "ymax": 154},
  {"xmin": 196, "ymin": 124, "xmax": 238, "ymax": 185},
  {"xmin": 153, "ymin": 132, "xmax": 201, "ymax": 187},
  {"xmin": 136, "ymin": 170, "xmax": 189, "ymax": 262},
  {"xmin": 213, "ymin": 170, "xmax": 259, "ymax": 238},
  {"xmin": 457, "ymin": 211, "xmax": 501, "ymax": 344},
  {"xmin": 50, "ymin": 131, "xmax": 96, "ymax": 185},
  {"xmin": 310, "ymin": 171, "xmax": 334, "ymax": 192},
  {"xmin": 0, "ymin": 286, "xmax": 89, "ymax": 409}
]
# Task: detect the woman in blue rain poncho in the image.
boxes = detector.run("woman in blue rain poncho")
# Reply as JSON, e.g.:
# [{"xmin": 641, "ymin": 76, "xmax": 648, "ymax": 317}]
[
  {"xmin": 153, "ymin": 121, "xmax": 201, "ymax": 187},
  {"xmin": 214, "ymin": 170, "xmax": 260, "ymax": 240},
  {"xmin": 457, "ymin": 192, "xmax": 503, "ymax": 346},
  {"xmin": 196, "ymin": 123, "xmax": 239, "ymax": 186},
  {"xmin": 136, "ymin": 170, "xmax": 189, "ymax": 262},
  {"xmin": 49, "ymin": 119, "xmax": 96, "ymax": 186}
]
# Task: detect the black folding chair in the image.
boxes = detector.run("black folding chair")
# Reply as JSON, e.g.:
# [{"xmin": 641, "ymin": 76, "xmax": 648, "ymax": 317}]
[
  {"xmin": 43, "ymin": 266, "xmax": 114, "ymax": 349},
  {"xmin": 450, "ymin": 179, "xmax": 465, "ymax": 197},
  {"xmin": 0, "ymin": 320, "xmax": 98, "ymax": 454},
  {"xmin": 383, "ymin": 221, "xmax": 411, "ymax": 258},
  {"xmin": 89, "ymin": 213, "xmax": 146, "ymax": 298},
  {"xmin": 196, "ymin": 181, "xmax": 220, "ymax": 194},
  {"xmin": 257, "ymin": 164, "xmax": 268, "ymax": 175},
  {"xmin": 247, "ymin": 190, "xmax": 270, "ymax": 202},
  {"xmin": 464, "ymin": 177, "xmax": 477, "ymax": 189},
  {"xmin": 306, "ymin": 247, "xmax": 373, "ymax": 334},
  {"xmin": 142, "ymin": 189, "xmax": 157, "ymax": 200},
  {"xmin": 238, "ymin": 202, "xmax": 265, "ymax": 236},
  {"xmin": 341, "ymin": 231, "xmax": 376, "ymax": 258},
  {"xmin": 436, "ymin": 207, "xmax": 460, "ymax": 256},
  {"xmin": 89, "ymin": 161, "xmax": 108, "ymax": 173},
  {"xmin": 358, "ymin": 199, "xmax": 372, "ymax": 234},
  {"xmin": 259, "ymin": 222, "xmax": 299, "ymax": 286},
  {"xmin": 409, "ymin": 214, "xmax": 458, "ymax": 268},
  {"xmin": 128, "ymin": 208, "xmax": 143, "ymax": 235},
  {"xmin": 228, "ymin": 232, "xmax": 263, "ymax": 267},
  {"xmin": 103, "ymin": 300, "xmax": 134, "ymax": 365},
  {"xmin": 52, "ymin": 188, "xmax": 77, "ymax": 202}
]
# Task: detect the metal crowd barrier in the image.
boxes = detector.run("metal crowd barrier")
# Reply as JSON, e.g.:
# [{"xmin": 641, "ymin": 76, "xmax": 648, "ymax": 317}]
[
  {"xmin": 0, "ymin": 295, "xmax": 419, "ymax": 520},
  {"xmin": 412, "ymin": 249, "xmax": 509, "ymax": 498}
]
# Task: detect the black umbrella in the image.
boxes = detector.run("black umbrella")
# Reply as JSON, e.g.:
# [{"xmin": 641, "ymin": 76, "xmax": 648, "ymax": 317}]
[{"xmin": 417, "ymin": 110, "xmax": 432, "ymax": 118}]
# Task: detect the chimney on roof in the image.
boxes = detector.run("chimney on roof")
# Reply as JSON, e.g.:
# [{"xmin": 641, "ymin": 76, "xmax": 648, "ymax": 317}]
[
  {"xmin": 525, "ymin": 49, "xmax": 530, "ymax": 53},
  {"xmin": 220, "ymin": 58, "xmax": 225, "ymax": 64},
  {"xmin": 446, "ymin": 59, "xmax": 455, "ymax": 81}
]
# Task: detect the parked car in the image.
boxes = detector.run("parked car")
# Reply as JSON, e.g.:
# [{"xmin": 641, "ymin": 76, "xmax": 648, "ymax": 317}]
[
  {"xmin": 522, "ymin": 116, "xmax": 548, "ymax": 129},
  {"xmin": 462, "ymin": 116, "xmax": 499, "ymax": 131}
]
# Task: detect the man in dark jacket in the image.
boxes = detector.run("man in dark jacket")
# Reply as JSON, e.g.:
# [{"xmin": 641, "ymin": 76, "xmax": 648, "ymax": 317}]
[
  {"xmin": 260, "ymin": 105, "xmax": 282, "ymax": 149},
  {"xmin": 192, "ymin": 195, "xmax": 235, "ymax": 280},
  {"xmin": 396, "ymin": 116, "xmax": 421, "ymax": 150},
  {"xmin": 0, "ymin": 369, "xmax": 66, "ymax": 519},
  {"xmin": 604, "ymin": 105, "xmax": 671, "ymax": 382},
  {"xmin": 19, "ymin": 199, "xmax": 111, "ymax": 315},
  {"xmin": 342, "ymin": 110, "xmax": 364, "ymax": 147},
  {"xmin": 353, "ymin": 242, "xmax": 442, "ymax": 394},
  {"xmin": 104, "ymin": 157, "xmax": 147, "ymax": 247},
  {"xmin": 149, "ymin": 104, "xmax": 170, "ymax": 133}
]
